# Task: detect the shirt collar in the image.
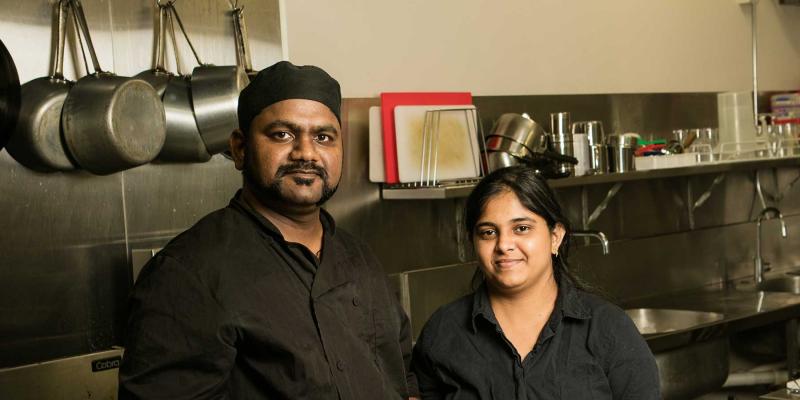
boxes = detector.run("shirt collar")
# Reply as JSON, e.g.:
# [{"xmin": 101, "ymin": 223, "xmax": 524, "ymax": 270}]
[
  {"xmin": 470, "ymin": 274, "xmax": 591, "ymax": 334},
  {"xmin": 229, "ymin": 189, "xmax": 337, "ymax": 241}
]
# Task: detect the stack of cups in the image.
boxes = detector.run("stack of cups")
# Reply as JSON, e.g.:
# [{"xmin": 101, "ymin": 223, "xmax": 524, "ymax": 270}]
[{"xmin": 550, "ymin": 112, "xmax": 574, "ymax": 176}]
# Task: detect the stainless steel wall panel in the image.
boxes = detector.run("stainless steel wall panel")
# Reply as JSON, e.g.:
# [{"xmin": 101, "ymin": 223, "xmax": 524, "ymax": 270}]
[
  {"xmin": 0, "ymin": 152, "xmax": 128, "ymax": 367},
  {"xmin": 122, "ymin": 156, "xmax": 242, "ymax": 246}
]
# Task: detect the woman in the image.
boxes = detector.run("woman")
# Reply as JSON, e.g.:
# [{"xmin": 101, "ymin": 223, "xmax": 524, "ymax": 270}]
[{"xmin": 411, "ymin": 166, "xmax": 659, "ymax": 399}]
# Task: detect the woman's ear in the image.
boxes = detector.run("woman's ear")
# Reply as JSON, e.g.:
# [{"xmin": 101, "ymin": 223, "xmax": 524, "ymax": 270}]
[{"xmin": 551, "ymin": 223, "xmax": 566, "ymax": 255}]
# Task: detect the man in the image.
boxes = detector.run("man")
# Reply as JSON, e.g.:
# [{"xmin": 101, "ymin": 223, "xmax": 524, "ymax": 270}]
[{"xmin": 119, "ymin": 61, "xmax": 418, "ymax": 399}]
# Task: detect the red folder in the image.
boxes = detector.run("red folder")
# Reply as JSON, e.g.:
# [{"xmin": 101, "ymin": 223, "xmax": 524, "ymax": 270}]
[{"xmin": 380, "ymin": 92, "xmax": 473, "ymax": 184}]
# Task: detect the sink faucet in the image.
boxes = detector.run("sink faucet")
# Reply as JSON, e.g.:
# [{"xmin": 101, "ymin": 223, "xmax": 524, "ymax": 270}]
[
  {"xmin": 754, "ymin": 207, "xmax": 788, "ymax": 284},
  {"xmin": 571, "ymin": 230, "xmax": 609, "ymax": 255}
]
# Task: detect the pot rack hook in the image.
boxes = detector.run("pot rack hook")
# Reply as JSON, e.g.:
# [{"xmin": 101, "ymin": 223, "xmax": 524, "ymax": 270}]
[{"xmin": 228, "ymin": 0, "xmax": 240, "ymax": 10}]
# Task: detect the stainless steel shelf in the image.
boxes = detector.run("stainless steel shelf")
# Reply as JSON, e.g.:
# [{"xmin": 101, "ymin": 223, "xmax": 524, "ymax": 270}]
[
  {"xmin": 380, "ymin": 157, "xmax": 800, "ymax": 199},
  {"xmin": 381, "ymin": 182, "xmax": 478, "ymax": 200}
]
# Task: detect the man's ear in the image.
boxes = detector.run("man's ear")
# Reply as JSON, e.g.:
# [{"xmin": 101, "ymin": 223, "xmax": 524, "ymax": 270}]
[{"xmin": 229, "ymin": 128, "xmax": 246, "ymax": 171}]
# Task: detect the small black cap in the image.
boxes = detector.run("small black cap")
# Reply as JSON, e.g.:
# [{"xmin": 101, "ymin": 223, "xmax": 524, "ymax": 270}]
[{"xmin": 238, "ymin": 61, "xmax": 341, "ymax": 134}]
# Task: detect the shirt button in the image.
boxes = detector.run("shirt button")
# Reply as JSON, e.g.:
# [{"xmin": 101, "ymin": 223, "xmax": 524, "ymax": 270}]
[
  {"xmin": 352, "ymin": 296, "xmax": 360, "ymax": 307},
  {"xmin": 336, "ymin": 360, "xmax": 345, "ymax": 371}
]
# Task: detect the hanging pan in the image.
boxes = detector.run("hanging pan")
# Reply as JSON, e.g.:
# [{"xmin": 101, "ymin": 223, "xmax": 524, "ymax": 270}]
[
  {"xmin": 156, "ymin": 2, "xmax": 210, "ymax": 162},
  {"xmin": 6, "ymin": 0, "xmax": 75, "ymax": 171},
  {"xmin": 61, "ymin": 0, "xmax": 166, "ymax": 175},
  {"xmin": 0, "ymin": 38, "xmax": 21, "ymax": 153},
  {"xmin": 169, "ymin": 1, "xmax": 248, "ymax": 155},
  {"xmin": 133, "ymin": 2, "xmax": 173, "ymax": 98}
]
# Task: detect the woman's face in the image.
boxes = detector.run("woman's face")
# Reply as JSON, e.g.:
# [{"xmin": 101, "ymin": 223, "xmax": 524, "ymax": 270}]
[{"xmin": 473, "ymin": 190, "xmax": 565, "ymax": 295}]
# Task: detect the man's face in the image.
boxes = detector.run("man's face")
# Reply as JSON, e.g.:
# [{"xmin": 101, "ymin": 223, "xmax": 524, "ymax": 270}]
[{"xmin": 232, "ymin": 99, "xmax": 343, "ymax": 208}]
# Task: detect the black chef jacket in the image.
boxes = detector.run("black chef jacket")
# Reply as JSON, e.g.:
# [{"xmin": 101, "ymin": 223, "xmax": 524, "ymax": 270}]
[
  {"xmin": 411, "ymin": 278, "xmax": 660, "ymax": 400},
  {"xmin": 119, "ymin": 192, "xmax": 418, "ymax": 399}
]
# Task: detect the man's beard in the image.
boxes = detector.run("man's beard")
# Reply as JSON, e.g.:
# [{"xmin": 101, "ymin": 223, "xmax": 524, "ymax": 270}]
[{"xmin": 243, "ymin": 158, "xmax": 338, "ymax": 207}]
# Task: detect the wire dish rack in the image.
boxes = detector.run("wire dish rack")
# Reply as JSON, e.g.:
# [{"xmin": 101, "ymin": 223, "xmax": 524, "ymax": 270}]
[{"xmin": 383, "ymin": 107, "xmax": 487, "ymax": 193}]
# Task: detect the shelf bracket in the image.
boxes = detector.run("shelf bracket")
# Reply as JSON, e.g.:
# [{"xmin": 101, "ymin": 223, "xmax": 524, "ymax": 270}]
[
  {"xmin": 583, "ymin": 182, "xmax": 624, "ymax": 228},
  {"xmin": 687, "ymin": 173, "xmax": 726, "ymax": 229},
  {"xmin": 755, "ymin": 168, "xmax": 800, "ymax": 208}
]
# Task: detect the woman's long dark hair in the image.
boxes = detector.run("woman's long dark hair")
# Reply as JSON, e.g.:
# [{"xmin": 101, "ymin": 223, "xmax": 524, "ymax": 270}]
[{"xmin": 465, "ymin": 166, "xmax": 582, "ymax": 288}]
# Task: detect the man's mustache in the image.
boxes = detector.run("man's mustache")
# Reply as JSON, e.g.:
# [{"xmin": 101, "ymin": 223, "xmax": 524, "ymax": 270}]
[{"xmin": 275, "ymin": 161, "xmax": 328, "ymax": 180}]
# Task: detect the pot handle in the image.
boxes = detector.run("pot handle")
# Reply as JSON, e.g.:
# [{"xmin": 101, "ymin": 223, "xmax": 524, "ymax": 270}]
[
  {"xmin": 49, "ymin": 0, "xmax": 69, "ymax": 79},
  {"xmin": 163, "ymin": 5, "xmax": 186, "ymax": 75},
  {"xmin": 231, "ymin": 5, "xmax": 253, "ymax": 73},
  {"xmin": 167, "ymin": 3, "xmax": 204, "ymax": 67},
  {"xmin": 152, "ymin": 4, "xmax": 168, "ymax": 72},
  {"xmin": 67, "ymin": 0, "xmax": 104, "ymax": 74}
]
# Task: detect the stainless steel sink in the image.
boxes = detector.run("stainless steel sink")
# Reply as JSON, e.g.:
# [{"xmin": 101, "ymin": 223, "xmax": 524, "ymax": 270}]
[
  {"xmin": 625, "ymin": 308, "xmax": 728, "ymax": 400},
  {"xmin": 735, "ymin": 271, "xmax": 800, "ymax": 294},
  {"xmin": 758, "ymin": 272, "xmax": 800, "ymax": 294},
  {"xmin": 625, "ymin": 308, "xmax": 725, "ymax": 335}
]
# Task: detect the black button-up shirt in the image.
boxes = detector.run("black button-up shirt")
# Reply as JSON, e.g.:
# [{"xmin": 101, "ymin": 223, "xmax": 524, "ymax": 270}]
[
  {"xmin": 411, "ymin": 278, "xmax": 659, "ymax": 399},
  {"xmin": 119, "ymin": 193, "xmax": 418, "ymax": 399}
]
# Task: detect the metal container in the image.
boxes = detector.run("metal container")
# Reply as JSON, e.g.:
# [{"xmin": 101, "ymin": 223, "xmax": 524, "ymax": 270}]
[
  {"xmin": 584, "ymin": 120, "xmax": 605, "ymax": 146},
  {"xmin": 166, "ymin": 3, "xmax": 249, "ymax": 155},
  {"xmin": 488, "ymin": 113, "xmax": 548, "ymax": 153},
  {"xmin": 573, "ymin": 120, "xmax": 606, "ymax": 174},
  {"xmin": 591, "ymin": 144, "xmax": 609, "ymax": 174},
  {"xmin": 484, "ymin": 135, "xmax": 533, "ymax": 160},
  {"xmin": 608, "ymin": 134, "xmax": 638, "ymax": 173},
  {"xmin": 61, "ymin": 0, "xmax": 166, "ymax": 175},
  {"xmin": 6, "ymin": 1, "xmax": 75, "ymax": 172},
  {"xmin": 550, "ymin": 112, "xmax": 574, "ymax": 175},
  {"xmin": 485, "ymin": 151, "xmax": 524, "ymax": 172}
]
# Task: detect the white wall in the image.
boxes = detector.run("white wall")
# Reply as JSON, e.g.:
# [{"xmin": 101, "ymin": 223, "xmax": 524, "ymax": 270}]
[{"xmin": 283, "ymin": 0, "xmax": 800, "ymax": 98}]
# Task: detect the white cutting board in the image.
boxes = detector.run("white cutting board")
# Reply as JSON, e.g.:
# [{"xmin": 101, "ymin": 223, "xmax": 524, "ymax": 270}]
[
  {"xmin": 368, "ymin": 106, "xmax": 385, "ymax": 182},
  {"xmin": 394, "ymin": 105, "xmax": 480, "ymax": 183}
]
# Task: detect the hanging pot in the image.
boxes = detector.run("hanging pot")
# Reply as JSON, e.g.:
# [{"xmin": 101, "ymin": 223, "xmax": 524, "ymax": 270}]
[
  {"xmin": 159, "ymin": 75, "xmax": 211, "ymax": 162},
  {"xmin": 0, "ymin": 38, "xmax": 21, "ymax": 153},
  {"xmin": 156, "ymin": 5, "xmax": 210, "ymax": 163},
  {"xmin": 132, "ymin": 4, "xmax": 172, "ymax": 98},
  {"xmin": 168, "ymin": 3, "xmax": 248, "ymax": 155},
  {"xmin": 6, "ymin": 0, "xmax": 75, "ymax": 171},
  {"xmin": 61, "ymin": 0, "xmax": 166, "ymax": 175}
]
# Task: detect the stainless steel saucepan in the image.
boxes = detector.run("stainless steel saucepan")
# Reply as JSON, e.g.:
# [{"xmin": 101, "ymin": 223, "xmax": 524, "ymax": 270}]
[
  {"xmin": 156, "ymin": 4, "xmax": 211, "ymax": 163},
  {"xmin": 61, "ymin": 0, "xmax": 166, "ymax": 175},
  {"xmin": 487, "ymin": 113, "xmax": 549, "ymax": 154},
  {"xmin": 133, "ymin": 3, "xmax": 172, "ymax": 98},
  {"xmin": 169, "ymin": 2, "xmax": 248, "ymax": 155},
  {"xmin": 6, "ymin": 0, "xmax": 75, "ymax": 171}
]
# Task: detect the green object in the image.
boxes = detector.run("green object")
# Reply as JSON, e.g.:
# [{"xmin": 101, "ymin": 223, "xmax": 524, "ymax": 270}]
[{"xmin": 638, "ymin": 138, "xmax": 667, "ymax": 146}]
